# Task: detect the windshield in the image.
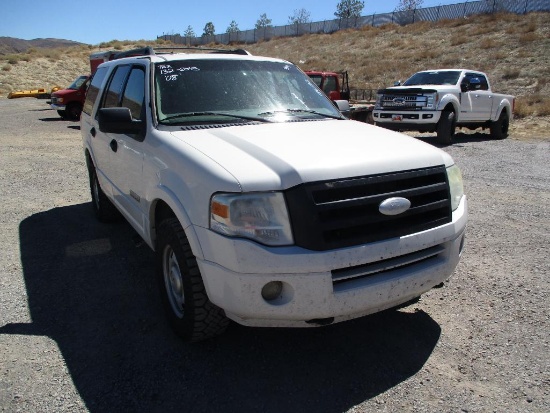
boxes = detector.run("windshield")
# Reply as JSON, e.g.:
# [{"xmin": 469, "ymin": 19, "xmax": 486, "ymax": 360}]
[
  {"xmin": 68, "ymin": 75, "xmax": 88, "ymax": 90},
  {"xmin": 154, "ymin": 59, "xmax": 342, "ymax": 125},
  {"xmin": 403, "ymin": 71, "xmax": 461, "ymax": 86}
]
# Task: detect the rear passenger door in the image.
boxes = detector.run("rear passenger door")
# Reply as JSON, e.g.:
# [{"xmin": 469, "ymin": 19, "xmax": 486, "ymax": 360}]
[
  {"xmin": 463, "ymin": 73, "xmax": 492, "ymax": 121},
  {"xmin": 96, "ymin": 64, "xmax": 148, "ymax": 233}
]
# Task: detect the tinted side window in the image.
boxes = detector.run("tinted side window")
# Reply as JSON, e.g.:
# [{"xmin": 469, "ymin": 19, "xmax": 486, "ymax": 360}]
[
  {"xmin": 102, "ymin": 65, "xmax": 131, "ymax": 108},
  {"xmin": 477, "ymin": 75, "xmax": 489, "ymax": 91},
  {"xmin": 464, "ymin": 73, "xmax": 488, "ymax": 91},
  {"xmin": 121, "ymin": 67, "xmax": 145, "ymax": 120},
  {"xmin": 82, "ymin": 67, "xmax": 108, "ymax": 115}
]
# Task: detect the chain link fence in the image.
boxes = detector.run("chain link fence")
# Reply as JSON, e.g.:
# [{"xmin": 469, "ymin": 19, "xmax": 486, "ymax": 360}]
[{"xmin": 158, "ymin": 0, "xmax": 550, "ymax": 46}]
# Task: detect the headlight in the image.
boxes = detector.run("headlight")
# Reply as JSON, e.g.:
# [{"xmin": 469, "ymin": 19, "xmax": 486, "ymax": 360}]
[
  {"xmin": 426, "ymin": 92, "xmax": 438, "ymax": 109},
  {"xmin": 374, "ymin": 94, "xmax": 383, "ymax": 109},
  {"xmin": 210, "ymin": 192, "xmax": 293, "ymax": 246},
  {"xmin": 447, "ymin": 164, "xmax": 464, "ymax": 211},
  {"xmin": 56, "ymin": 97, "xmax": 64, "ymax": 103}
]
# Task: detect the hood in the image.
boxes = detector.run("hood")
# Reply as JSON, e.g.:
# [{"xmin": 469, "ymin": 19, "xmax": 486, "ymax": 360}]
[
  {"xmin": 384, "ymin": 85, "xmax": 456, "ymax": 93},
  {"xmin": 170, "ymin": 119, "xmax": 454, "ymax": 192},
  {"xmin": 52, "ymin": 88, "xmax": 80, "ymax": 97}
]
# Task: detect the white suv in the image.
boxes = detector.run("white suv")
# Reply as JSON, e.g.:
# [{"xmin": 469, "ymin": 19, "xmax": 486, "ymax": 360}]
[{"xmin": 81, "ymin": 48, "xmax": 467, "ymax": 342}]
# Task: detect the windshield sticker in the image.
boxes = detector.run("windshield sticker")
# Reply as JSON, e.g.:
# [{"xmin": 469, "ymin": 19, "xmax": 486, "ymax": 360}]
[
  {"xmin": 177, "ymin": 66, "xmax": 200, "ymax": 72},
  {"xmin": 158, "ymin": 65, "xmax": 200, "ymax": 82}
]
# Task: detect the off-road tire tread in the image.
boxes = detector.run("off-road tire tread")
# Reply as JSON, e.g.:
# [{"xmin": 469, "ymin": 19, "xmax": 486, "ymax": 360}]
[
  {"xmin": 89, "ymin": 167, "xmax": 120, "ymax": 222},
  {"xmin": 437, "ymin": 110, "xmax": 455, "ymax": 145},
  {"xmin": 490, "ymin": 111, "xmax": 509, "ymax": 140},
  {"xmin": 157, "ymin": 218, "xmax": 228, "ymax": 342}
]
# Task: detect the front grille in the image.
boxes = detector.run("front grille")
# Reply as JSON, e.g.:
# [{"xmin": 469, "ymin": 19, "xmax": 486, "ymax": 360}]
[
  {"xmin": 51, "ymin": 97, "xmax": 58, "ymax": 104},
  {"xmin": 285, "ymin": 166, "xmax": 451, "ymax": 251},
  {"xmin": 380, "ymin": 94, "xmax": 427, "ymax": 110}
]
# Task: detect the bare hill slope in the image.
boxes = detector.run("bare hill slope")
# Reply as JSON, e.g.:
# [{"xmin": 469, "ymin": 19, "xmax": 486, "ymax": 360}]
[
  {"xmin": 1, "ymin": 12, "xmax": 548, "ymax": 118},
  {"xmin": 0, "ymin": 37, "xmax": 83, "ymax": 55}
]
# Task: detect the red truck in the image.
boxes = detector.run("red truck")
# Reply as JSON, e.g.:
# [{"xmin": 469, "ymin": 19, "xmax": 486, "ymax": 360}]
[
  {"xmin": 305, "ymin": 70, "xmax": 374, "ymax": 123},
  {"xmin": 50, "ymin": 48, "xmax": 153, "ymax": 121}
]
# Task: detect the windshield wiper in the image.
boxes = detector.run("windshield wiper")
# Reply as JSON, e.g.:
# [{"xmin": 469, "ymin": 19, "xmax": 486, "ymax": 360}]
[
  {"xmin": 160, "ymin": 112, "xmax": 272, "ymax": 123},
  {"xmin": 258, "ymin": 108, "xmax": 344, "ymax": 120}
]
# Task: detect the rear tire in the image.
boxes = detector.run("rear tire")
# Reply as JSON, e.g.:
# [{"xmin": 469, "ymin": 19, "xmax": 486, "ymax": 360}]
[
  {"xmin": 490, "ymin": 110, "xmax": 509, "ymax": 140},
  {"xmin": 156, "ymin": 218, "xmax": 228, "ymax": 342},
  {"xmin": 89, "ymin": 166, "xmax": 119, "ymax": 222},
  {"xmin": 436, "ymin": 110, "xmax": 455, "ymax": 145}
]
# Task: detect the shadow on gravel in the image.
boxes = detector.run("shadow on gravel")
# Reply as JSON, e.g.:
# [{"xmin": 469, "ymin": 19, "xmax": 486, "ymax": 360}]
[
  {"xmin": 412, "ymin": 131, "xmax": 495, "ymax": 148},
  {"xmin": 39, "ymin": 117, "xmax": 66, "ymax": 122},
  {"xmin": 2, "ymin": 204, "xmax": 441, "ymax": 413}
]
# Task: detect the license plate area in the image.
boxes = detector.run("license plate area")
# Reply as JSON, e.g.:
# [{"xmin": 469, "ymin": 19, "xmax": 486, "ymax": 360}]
[{"xmin": 392, "ymin": 114, "xmax": 403, "ymax": 121}]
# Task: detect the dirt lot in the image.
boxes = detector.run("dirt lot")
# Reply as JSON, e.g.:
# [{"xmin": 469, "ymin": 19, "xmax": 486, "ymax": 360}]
[{"xmin": 0, "ymin": 98, "xmax": 548, "ymax": 412}]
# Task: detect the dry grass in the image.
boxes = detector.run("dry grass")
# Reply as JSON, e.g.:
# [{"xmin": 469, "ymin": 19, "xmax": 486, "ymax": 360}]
[
  {"xmin": 1, "ymin": 12, "xmax": 549, "ymax": 118},
  {"xmin": 515, "ymin": 95, "xmax": 550, "ymax": 118}
]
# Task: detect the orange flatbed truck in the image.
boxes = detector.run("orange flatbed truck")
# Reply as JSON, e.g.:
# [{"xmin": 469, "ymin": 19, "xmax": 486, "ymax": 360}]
[{"xmin": 306, "ymin": 70, "xmax": 374, "ymax": 124}]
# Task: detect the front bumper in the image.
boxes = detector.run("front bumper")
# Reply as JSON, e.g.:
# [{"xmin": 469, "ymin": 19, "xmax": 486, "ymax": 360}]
[
  {"xmin": 50, "ymin": 103, "xmax": 66, "ymax": 111},
  {"xmin": 373, "ymin": 110, "xmax": 442, "ymax": 132},
  {"xmin": 194, "ymin": 196, "xmax": 467, "ymax": 327}
]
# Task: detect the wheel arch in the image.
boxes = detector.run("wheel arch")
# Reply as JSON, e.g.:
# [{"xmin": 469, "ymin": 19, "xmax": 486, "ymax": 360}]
[
  {"xmin": 437, "ymin": 94, "xmax": 459, "ymax": 115},
  {"xmin": 494, "ymin": 101, "xmax": 512, "ymax": 122},
  {"xmin": 148, "ymin": 191, "xmax": 204, "ymax": 260}
]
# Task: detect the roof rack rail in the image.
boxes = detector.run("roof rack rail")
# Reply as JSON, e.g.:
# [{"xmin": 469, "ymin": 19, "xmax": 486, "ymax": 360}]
[
  {"xmin": 154, "ymin": 47, "xmax": 251, "ymax": 55},
  {"xmin": 112, "ymin": 46, "xmax": 251, "ymax": 60}
]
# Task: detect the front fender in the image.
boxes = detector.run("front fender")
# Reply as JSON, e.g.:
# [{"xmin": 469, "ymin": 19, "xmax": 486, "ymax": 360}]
[
  {"xmin": 146, "ymin": 184, "xmax": 204, "ymax": 260},
  {"xmin": 437, "ymin": 93, "xmax": 460, "ymax": 115}
]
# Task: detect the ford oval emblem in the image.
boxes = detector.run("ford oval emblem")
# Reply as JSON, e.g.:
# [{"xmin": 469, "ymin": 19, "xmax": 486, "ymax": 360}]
[
  {"xmin": 379, "ymin": 197, "xmax": 411, "ymax": 216},
  {"xmin": 393, "ymin": 98, "xmax": 406, "ymax": 105}
]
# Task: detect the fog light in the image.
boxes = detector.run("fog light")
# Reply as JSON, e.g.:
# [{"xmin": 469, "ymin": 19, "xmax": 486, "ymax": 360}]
[{"xmin": 261, "ymin": 281, "xmax": 283, "ymax": 301}]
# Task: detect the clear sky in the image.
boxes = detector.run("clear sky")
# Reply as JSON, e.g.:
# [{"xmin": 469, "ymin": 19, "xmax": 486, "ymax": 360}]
[{"xmin": 2, "ymin": 0, "xmax": 462, "ymax": 45}]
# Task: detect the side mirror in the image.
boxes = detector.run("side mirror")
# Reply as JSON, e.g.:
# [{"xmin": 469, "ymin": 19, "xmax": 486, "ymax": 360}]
[
  {"xmin": 334, "ymin": 99, "xmax": 350, "ymax": 118},
  {"xmin": 394, "ymin": 80, "xmax": 401, "ymax": 86},
  {"xmin": 98, "ymin": 107, "xmax": 143, "ymax": 135},
  {"xmin": 460, "ymin": 80, "xmax": 469, "ymax": 93}
]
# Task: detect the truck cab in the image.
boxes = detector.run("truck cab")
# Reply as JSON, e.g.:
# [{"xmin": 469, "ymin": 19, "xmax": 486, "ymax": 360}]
[
  {"xmin": 50, "ymin": 75, "xmax": 90, "ymax": 121},
  {"xmin": 306, "ymin": 70, "xmax": 351, "ymax": 101}
]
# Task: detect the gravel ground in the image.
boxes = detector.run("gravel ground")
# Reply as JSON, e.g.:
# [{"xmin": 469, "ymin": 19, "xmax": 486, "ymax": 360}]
[{"xmin": 0, "ymin": 98, "xmax": 548, "ymax": 413}]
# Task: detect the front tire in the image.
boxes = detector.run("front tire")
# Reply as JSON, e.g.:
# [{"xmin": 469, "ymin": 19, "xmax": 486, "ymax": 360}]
[
  {"xmin": 490, "ymin": 110, "xmax": 509, "ymax": 140},
  {"xmin": 65, "ymin": 102, "xmax": 82, "ymax": 121},
  {"xmin": 156, "ymin": 218, "xmax": 228, "ymax": 342},
  {"xmin": 436, "ymin": 110, "xmax": 455, "ymax": 145}
]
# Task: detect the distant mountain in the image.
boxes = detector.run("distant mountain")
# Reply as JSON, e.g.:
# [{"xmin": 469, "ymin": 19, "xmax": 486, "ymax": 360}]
[{"xmin": 0, "ymin": 37, "xmax": 85, "ymax": 55}]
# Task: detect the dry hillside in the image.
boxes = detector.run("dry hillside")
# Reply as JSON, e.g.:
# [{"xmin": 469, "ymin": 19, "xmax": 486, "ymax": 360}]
[{"xmin": 1, "ymin": 11, "xmax": 549, "ymax": 119}]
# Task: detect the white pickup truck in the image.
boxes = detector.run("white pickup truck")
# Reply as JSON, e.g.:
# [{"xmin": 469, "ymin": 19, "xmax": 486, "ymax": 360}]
[
  {"xmin": 81, "ymin": 48, "xmax": 467, "ymax": 342},
  {"xmin": 373, "ymin": 69, "xmax": 515, "ymax": 144}
]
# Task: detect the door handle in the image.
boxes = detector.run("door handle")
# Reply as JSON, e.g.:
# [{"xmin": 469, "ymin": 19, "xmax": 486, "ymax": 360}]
[
  {"xmin": 90, "ymin": 127, "xmax": 96, "ymax": 137},
  {"xmin": 110, "ymin": 139, "xmax": 118, "ymax": 152}
]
